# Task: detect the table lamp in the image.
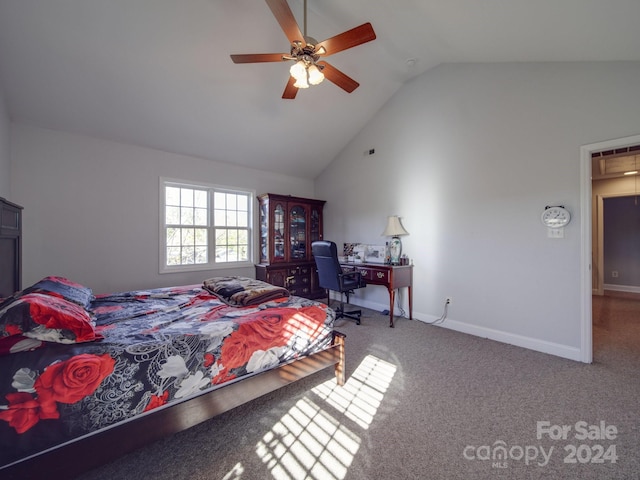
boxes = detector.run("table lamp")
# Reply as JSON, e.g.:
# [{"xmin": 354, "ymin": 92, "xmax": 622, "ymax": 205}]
[{"xmin": 382, "ymin": 215, "xmax": 409, "ymax": 265}]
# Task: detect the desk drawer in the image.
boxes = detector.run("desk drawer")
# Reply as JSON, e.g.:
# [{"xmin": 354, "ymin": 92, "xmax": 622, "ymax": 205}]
[{"xmin": 356, "ymin": 266, "xmax": 388, "ymax": 285}]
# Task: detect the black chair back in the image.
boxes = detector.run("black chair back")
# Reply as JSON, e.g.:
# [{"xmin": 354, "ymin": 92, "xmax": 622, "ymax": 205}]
[{"xmin": 312, "ymin": 241, "xmax": 343, "ymax": 292}]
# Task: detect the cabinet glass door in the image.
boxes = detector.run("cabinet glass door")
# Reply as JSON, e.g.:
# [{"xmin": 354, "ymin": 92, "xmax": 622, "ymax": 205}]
[
  {"xmin": 310, "ymin": 206, "xmax": 321, "ymax": 244},
  {"xmin": 259, "ymin": 201, "xmax": 268, "ymax": 263},
  {"xmin": 273, "ymin": 203, "xmax": 285, "ymax": 260},
  {"xmin": 289, "ymin": 205, "xmax": 306, "ymax": 260}
]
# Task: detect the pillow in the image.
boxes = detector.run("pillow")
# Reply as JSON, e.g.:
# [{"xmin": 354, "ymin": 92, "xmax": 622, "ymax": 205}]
[
  {"xmin": 22, "ymin": 276, "xmax": 94, "ymax": 308},
  {"xmin": 0, "ymin": 293, "xmax": 100, "ymax": 344}
]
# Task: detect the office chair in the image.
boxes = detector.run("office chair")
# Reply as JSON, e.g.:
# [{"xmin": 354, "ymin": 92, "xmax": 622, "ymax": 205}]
[{"xmin": 312, "ymin": 240, "xmax": 366, "ymax": 325}]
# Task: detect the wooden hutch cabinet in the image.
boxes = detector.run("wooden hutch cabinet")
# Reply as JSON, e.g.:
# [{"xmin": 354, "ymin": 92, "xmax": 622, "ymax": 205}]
[
  {"xmin": 255, "ymin": 193, "xmax": 325, "ymax": 299},
  {"xmin": 0, "ymin": 197, "xmax": 23, "ymax": 297}
]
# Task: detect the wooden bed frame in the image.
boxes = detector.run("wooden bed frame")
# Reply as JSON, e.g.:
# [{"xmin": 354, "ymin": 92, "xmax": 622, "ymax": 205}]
[
  {"xmin": 2, "ymin": 332, "xmax": 345, "ymax": 480},
  {"xmin": 0, "ymin": 198, "xmax": 346, "ymax": 479}
]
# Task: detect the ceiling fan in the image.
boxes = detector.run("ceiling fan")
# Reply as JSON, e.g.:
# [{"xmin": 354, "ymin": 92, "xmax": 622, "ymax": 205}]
[{"xmin": 230, "ymin": 0, "xmax": 376, "ymax": 99}]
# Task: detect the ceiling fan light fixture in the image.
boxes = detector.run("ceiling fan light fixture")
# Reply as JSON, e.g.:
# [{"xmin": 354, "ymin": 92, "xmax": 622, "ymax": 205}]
[
  {"xmin": 290, "ymin": 60, "xmax": 306, "ymax": 81},
  {"xmin": 293, "ymin": 75, "xmax": 309, "ymax": 89},
  {"xmin": 307, "ymin": 64, "xmax": 324, "ymax": 85}
]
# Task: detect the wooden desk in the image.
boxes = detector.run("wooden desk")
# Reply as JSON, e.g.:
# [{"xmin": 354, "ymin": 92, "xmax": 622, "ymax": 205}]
[{"xmin": 343, "ymin": 262, "xmax": 413, "ymax": 328}]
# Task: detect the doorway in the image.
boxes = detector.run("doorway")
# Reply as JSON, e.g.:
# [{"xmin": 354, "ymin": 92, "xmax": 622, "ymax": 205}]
[
  {"xmin": 594, "ymin": 194, "xmax": 640, "ymax": 295},
  {"xmin": 581, "ymin": 133, "xmax": 640, "ymax": 363}
]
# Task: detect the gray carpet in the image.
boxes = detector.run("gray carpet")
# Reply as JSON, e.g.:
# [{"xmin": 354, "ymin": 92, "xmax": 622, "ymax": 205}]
[{"xmin": 78, "ymin": 296, "xmax": 640, "ymax": 480}]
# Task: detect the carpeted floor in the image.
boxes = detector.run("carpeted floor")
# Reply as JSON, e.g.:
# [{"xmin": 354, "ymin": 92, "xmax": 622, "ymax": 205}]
[{"xmin": 77, "ymin": 296, "xmax": 640, "ymax": 480}]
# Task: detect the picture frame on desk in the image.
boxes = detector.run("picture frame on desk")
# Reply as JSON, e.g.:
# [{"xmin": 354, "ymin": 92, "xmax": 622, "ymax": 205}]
[
  {"xmin": 365, "ymin": 244, "xmax": 388, "ymax": 264},
  {"xmin": 343, "ymin": 242, "xmax": 361, "ymax": 257},
  {"xmin": 352, "ymin": 244, "xmax": 367, "ymax": 263}
]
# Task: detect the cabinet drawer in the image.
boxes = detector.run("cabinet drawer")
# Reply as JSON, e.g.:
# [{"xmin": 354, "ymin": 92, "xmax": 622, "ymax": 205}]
[
  {"xmin": 286, "ymin": 265, "xmax": 311, "ymax": 295},
  {"xmin": 255, "ymin": 260, "xmax": 324, "ymax": 300},
  {"xmin": 289, "ymin": 285, "xmax": 311, "ymax": 296},
  {"xmin": 286, "ymin": 274, "xmax": 310, "ymax": 287},
  {"xmin": 357, "ymin": 266, "xmax": 388, "ymax": 284},
  {"xmin": 287, "ymin": 265, "xmax": 312, "ymax": 276},
  {"xmin": 286, "ymin": 265, "xmax": 311, "ymax": 288}
]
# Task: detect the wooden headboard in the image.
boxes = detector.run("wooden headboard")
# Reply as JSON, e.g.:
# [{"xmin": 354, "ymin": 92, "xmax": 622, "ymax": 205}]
[{"xmin": 0, "ymin": 197, "xmax": 23, "ymax": 297}]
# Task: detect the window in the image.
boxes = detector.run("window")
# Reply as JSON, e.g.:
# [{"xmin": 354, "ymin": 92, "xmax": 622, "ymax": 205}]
[
  {"xmin": 212, "ymin": 191, "xmax": 250, "ymax": 263},
  {"xmin": 161, "ymin": 179, "xmax": 253, "ymax": 273}
]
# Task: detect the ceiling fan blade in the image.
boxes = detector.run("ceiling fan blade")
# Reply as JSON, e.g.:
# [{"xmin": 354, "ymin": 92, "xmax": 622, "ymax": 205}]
[
  {"xmin": 282, "ymin": 76, "xmax": 298, "ymax": 99},
  {"xmin": 265, "ymin": 0, "xmax": 305, "ymax": 47},
  {"xmin": 316, "ymin": 23, "xmax": 376, "ymax": 56},
  {"xmin": 317, "ymin": 61, "xmax": 359, "ymax": 93},
  {"xmin": 230, "ymin": 53, "xmax": 287, "ymax": 64}
]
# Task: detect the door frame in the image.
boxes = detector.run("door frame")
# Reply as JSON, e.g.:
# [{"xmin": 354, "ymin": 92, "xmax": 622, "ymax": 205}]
[{"xmin": 580, "ymin": 133, "xmax": 640, "ymax": 363}]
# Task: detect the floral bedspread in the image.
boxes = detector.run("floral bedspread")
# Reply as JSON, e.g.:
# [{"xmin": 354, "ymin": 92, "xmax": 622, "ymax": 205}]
[{"xmin": 0, "ymin": 284, "xmax": 334, "ymax": 467}]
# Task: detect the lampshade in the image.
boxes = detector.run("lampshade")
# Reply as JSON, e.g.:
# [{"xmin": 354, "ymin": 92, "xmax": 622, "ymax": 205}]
[
  {"xmin": 290, "ymin": 59, "xmax": 324, "ymax": 90},
  {"xmin": 381, "ymin": 216, "xmax": 409, "ymax": 237}
]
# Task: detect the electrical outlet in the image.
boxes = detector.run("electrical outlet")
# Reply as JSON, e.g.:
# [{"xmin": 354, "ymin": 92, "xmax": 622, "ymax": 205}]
[
  {"xmin": 612, "ymin": 271, "xmax": 619, "ymax": 278},
  {"xmin": 446, "ymin": 297, "xmax": 452, "ymax": 305}
]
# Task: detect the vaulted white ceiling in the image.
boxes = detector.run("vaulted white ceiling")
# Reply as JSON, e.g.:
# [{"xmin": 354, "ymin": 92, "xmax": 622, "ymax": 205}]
[{"xmin": 1, "ymin": 0, "xmax": 640, "ymax": 179}]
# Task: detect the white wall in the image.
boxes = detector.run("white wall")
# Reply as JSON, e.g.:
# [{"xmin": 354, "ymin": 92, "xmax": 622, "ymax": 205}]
[
  {"xmin": 11, "ymin": 125, "xmax": 315, "ymax": 294},
  {"xmin": 0, "ymin": 87, "xmax": 10, "ymax": 198},
  {"xmin": 316, "ymin": 62, "xmax": 640, "ymax": 361}
]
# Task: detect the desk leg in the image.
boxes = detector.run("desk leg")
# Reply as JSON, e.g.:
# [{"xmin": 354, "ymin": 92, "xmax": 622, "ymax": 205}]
[
  {"xmin": 389, "ymin": 286, "xmax": 412, "ymax": 326},
  {"xmin": 388, "ymin": 287, "xmax": 395, "ymax": 328},
  {"xmin": 408, "ymin": 285, "xmax": 413, "ymax": 320}
]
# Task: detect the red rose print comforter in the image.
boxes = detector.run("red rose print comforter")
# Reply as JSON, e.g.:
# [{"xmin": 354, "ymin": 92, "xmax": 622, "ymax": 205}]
[{"xmin": 0, "ymin": 283, "xmax": 334, "ymax": 468}]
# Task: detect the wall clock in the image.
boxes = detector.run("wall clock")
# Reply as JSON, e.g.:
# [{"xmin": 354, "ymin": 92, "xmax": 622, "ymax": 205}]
[{"xmin": 541, "ymin": 206, "xmax": 571, "ymax": 228}]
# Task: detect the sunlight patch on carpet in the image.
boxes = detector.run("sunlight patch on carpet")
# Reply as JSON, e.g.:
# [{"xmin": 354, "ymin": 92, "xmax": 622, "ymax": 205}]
[
  {"xmin": 253, "ymin": 354, "xmax": 396, "ymax": 480},
  {"xmin": 221, "ymin": 462, "xmax": 244, "ymax": 480},
  {"xmin": 312, "ymin": 354, "xmax": 396, "ymax": 430},
  {"xmin": 255, "ymin": 397, "xmax": 359, "ymax": 479}
]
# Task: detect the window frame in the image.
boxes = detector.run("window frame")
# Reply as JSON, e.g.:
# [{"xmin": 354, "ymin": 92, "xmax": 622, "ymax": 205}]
[{"xmin": 159, "ymin": 177, "xmax": 255, "ymax": 274}]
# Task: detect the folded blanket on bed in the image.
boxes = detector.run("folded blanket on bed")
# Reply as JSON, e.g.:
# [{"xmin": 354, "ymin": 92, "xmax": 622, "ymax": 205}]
[{"xmin": 203, "ymin": 276, "xmax": 289, "ymax": 306}]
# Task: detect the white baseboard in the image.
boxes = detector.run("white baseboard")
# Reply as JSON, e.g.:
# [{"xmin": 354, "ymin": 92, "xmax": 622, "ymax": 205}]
[
  {"xmin": 424, "ymin": 316, "xmax": 582, "ymax": 361},
  {"xmin": 603, "ymin": 283, "xmax": 640, "ymax": 294},
  {"xmin": 337, "ymin": 297, "xmax": 583, "ymax": 362}
]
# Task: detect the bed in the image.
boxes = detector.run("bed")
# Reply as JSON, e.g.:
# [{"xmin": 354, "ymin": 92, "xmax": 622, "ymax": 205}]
[{"xmin": 0, "ymin": 275, "xmax": 345, "ymax": 479}]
